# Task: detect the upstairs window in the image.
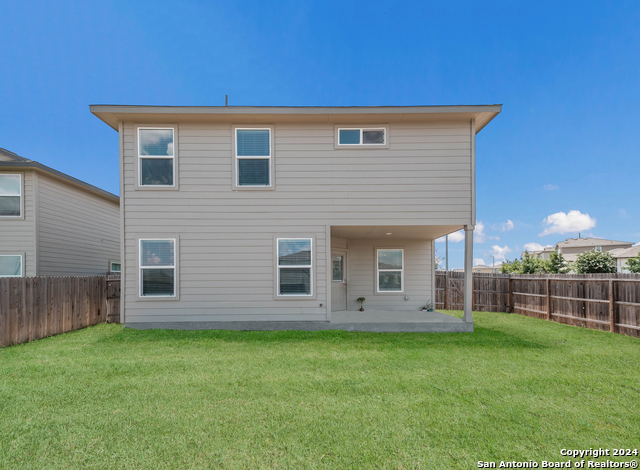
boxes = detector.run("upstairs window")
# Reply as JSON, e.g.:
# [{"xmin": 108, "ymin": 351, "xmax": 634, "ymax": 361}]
[
  {"xmin": 377, "ymin": 248, "xmax": 404, "ymax": 292},
  {"xmin": 138, "ymin": 128, "xmax": 174, "ymax": 186},
  {"xmin": 236, "ymin": 129, "xmax": 271, "ymax": 187},
  {"xmin": 339, "ymin": 128, "xmax": 386, "ymax": 145},
  {"xmin": 0, "ymin": 255, "xmax": 22, "ymax": 277},
  {"xmin": 0, "ymin": 174, "xmax": 21, "ymax": 217},
  {"xmin": 277, "ymin": 238, "xmax": 312, "ymax": 296},
  {"xmin": 140, "ymin": 239, "xmax": 176, "ymax": 297}
]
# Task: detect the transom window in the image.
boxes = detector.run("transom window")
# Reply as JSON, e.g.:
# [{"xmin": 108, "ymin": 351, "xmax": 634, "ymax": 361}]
[
  {"xmin": 377, "ymin": 249, "xmax": 404, "ymax": 292},
  {"xmin": 339, "ymin": 128, "xmax": 386, "ymax": 145},
  {"xmin": 138, "ymin": 128, "xmax": 175, "ymax": 186},
  {"xmin": 236, "ymin": 128, "xmax": 271, "ymax": 187},
  {"xmin": 0, "ymin": 174, "xmax": 21, "ymax": 217},
  {"xmin": 0, "ymin": 255, "xmax": 23, "ymax": 277},
  {"xmin": 140, "ymin": 239, "xmax": 176, "ymax": 297},
  {"xmin": 277, "ymin": 238, "xmax": 312, "ymax": 296}
]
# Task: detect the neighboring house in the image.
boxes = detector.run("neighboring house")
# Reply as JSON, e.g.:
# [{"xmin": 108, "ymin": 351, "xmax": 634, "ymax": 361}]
[
  {"xmin": 91, "ymin": 104, "xmax": 501, "ymax": 331},
  {"xmin": 610, "ymin": 245, "xmax": 640, "ymax": 273},
  {"xmin": 526, "ymin": 246, "xmax": 554, "ymax": 260},
  {"xmin": 473, "ymin": 263, "xmax": 504, "ymax": 273},
  {"xmin": 0, "ymin": 148, "xmax": 120, "ymax": 277},
  {"xmin": 554, "ymin": 237, "xmax": 634, "ymax": 263}
]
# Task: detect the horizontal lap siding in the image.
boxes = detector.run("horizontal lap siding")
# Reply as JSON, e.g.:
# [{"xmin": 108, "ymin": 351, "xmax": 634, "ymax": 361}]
[
  {"xmin": 37, "ymin": 174, "xmax": 120, "ymax": 275},
  {"xmin": 122, "ymin": 121, "xmax": 471, "ymax": 321},
  {"xmin": 346, "ymin": 239, "xmax": 433, "ymax": 311},
  {"xmin": 0, "ymin": 171, "xmax": 36, "ymax": 276}
]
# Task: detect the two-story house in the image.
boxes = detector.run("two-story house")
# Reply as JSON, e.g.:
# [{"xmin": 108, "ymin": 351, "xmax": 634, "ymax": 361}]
[
  {"xmin": 0, "ymin": 148, "xmax": 120, "ymax": 277},
  {"xmin": 91, "ymin": 105, "xmax": 501, "ymax": 332},
  {"xmin": 555, "ymin": 237, "xmax": 634, "ymax": 263}
]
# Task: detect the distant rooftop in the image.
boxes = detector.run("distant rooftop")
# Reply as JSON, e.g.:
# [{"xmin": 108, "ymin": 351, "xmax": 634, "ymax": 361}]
[
  {"xmin": 556, "ymin": 237, "xmax": 633, "ymax": 248},
  {"xmin": 0, "ymin": 148, "xmax": 119, "ymax": 203}
]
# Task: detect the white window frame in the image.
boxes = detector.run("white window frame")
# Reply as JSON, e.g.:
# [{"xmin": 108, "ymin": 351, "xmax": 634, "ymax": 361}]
[
  {"xmin": 139, "ymin": 238, "xmax": 177, "ymax": 298},
  {"xmin": 0, "ymin": 254, "xmax": 23, "ymax": 277},
  {"xmin": 234, "ymin": 127, "xmax": 272, "ymax": 188},
  {"xmin": 277, "ymin": 237, "xmax": 313, "ymax": 297},
  {"xmin": 336, "ymin": 127, "xmax": 387, "ymax": 146},
  {"xmin": 595, "ymin": 246, "xmax": 602, "ymax": 252},
  {"xmin": 137, "ymin": 127, "xmax": 176, "ymax": 188},
  {"xmin": 376, "ymin": 248, "xmax": 404, "ymax": 293},
  {"xmin": 109, "ymin": 261, "xmax": 121, "ymax": 273},
  {"xmin": 0, "ymin": 173, "xmax": 22, "ymax": 218}
]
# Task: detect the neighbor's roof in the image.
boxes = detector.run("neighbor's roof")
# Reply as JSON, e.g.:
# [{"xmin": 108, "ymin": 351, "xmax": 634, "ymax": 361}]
[
  {"xmin": 556, "ymin": 237, "xmax": 634, "ymax": 249},
  {"xmin": 90, "ymin": 104, "xmax": 502, "ymax": 133},
  {"xmin": 0, "ymin": 148, "xmax": 119, "ymax": 204},
  {"xmin": 610, "ymin": 245, "xmax": 640, "ymax": 259}
]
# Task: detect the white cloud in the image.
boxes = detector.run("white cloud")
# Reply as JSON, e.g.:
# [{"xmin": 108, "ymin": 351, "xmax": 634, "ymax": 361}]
[
  {"xmin": 544, "ymin": 184, "xmax": 559, "ymax": 190},
  {"xmin": 523, "ymin": 242, "xmax": 552, "ymax": 252},
  {"xmin": 435, "ymin": 230, "xmax": 464, "ymax": 243},
  {"xmin": 475, "ymin": 222, "xmax": 486, "ymax": 243},
  {"xmin": 490, "ymin": 245, "xmax": 511, "ymax": 260},
  {"xmin": 618, "ymin": 209, "xmax": 628, "ymax": 218},
  {"xmin": 540, "ymin": 210, "xmax": 596, "ymax": 237},
  {"xmin": 490, "ymin": 220, "xmax": 513, "ymax": 232},
  {"xmin": 473, "ymin": 258, "xmax": 485, "ymax": 266}
]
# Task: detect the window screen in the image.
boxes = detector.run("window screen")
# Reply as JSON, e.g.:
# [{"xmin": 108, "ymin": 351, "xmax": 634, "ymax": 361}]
[
  {"xmin": 140, "ymin": 239, "xmax": 176, "ymax": 296},
  {"xmin": 278, "ymin": 238, "xmax": 312, "ymax": 295},
  {"xmin": 377, "ymin": 249, "xmax": 403, "ymax": 292},
  {"xmin": 139, "ymin": 128, "xmax": 175, "ymax": 186},
  {"xmin": 237, "ymin": 129, "xmax": 271, "ymax": 186},
  {"xmin": 0, "ymin": 174, "xmax": 21, "ymax": 217}
]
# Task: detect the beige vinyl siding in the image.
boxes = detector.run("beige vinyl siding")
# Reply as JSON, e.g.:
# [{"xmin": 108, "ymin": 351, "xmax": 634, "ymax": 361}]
[
  {"xmin": 121, "ymin": 120, "xmax": 470, "ymax": 322},
  {"xmin": 37, "ymin": 174, "xmax": 119, "ymax": 275},
  {"xmin": 345, "ymin": 238, "xmax": 433, "ymax": 311},
  {"xmin": 0, "ymin": 170, "xmax": 36, "ymax": 276}
]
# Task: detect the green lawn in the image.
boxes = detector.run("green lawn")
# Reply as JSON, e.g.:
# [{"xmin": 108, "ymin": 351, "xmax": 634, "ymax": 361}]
[{"xmin": 1, "ymin": 311, "xmax": 639, "ymax": 469}]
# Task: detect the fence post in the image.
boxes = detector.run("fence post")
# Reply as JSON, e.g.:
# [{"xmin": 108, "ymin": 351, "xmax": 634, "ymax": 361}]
[
  {"xmin": 546, "ymin": 278, "xmax": 551, "ymax": 321},
  {"xmin": 472, "ymin": 274, "xmax": 476, "ymax": 311},
  {"xmin": 444, "ymin": 271, "xmax": 449, "ymax": 310},
  {"xmin": 609, "ymin": 279, "xmax": 615, "ymax": 333},
  {"xmin": 508, "ymin": 277, "xmax": 514, "ymax": 313}
]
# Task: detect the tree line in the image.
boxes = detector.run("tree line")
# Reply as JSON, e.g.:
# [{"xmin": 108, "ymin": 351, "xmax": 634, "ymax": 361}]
[{"xmin": 500, "ymin": 249, "xmax": 640, "ymax": 274}]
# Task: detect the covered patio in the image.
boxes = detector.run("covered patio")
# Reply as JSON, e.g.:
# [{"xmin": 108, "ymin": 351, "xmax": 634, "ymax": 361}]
[{"xmin": 327, "ymin": 224, "xmax": 475, "ymax": 332}]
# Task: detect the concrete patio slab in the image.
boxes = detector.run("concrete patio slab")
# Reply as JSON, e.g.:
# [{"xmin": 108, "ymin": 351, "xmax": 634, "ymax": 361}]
[{"xmin": 124, "ymin": 310, "xmax": 473, "ymax": 333}]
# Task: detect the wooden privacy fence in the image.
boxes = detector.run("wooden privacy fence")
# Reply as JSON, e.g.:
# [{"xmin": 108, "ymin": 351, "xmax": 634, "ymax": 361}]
[
  {"xmin": 436, "ymin": 272, "xmax": 640, "ymax": 337},
  {"xmin": 0, "ymin": 275, "xmax": 121, "ymax": 348}
]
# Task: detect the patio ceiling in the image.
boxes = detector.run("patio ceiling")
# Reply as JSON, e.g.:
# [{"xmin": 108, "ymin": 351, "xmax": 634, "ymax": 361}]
[{"xmin": 331, "ymin": 225, "xmax": 463, "ymax": 240}]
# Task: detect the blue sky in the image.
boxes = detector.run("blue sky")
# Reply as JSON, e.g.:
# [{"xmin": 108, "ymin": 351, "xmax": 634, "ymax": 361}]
[{"xmin": 1, "ymin": 0, "xmax": 638, "ymax": 268}]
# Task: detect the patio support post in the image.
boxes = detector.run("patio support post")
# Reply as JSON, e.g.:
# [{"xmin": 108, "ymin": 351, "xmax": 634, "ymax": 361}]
[{"xmin": 464, "ymin": 225, "xmax": 474, "ymax": 323}]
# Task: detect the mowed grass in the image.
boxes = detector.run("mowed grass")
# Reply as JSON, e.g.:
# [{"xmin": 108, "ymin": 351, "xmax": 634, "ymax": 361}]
[{"xmin": 1, "ymin": 311, "xmax": 639, "ymax": 469}]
